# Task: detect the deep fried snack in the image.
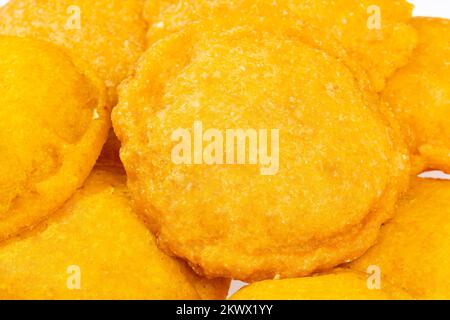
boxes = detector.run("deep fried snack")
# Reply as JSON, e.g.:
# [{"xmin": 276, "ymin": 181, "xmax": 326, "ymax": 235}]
[
  {"xmin": 184, "ymin": 272, "xmax": 230, "ymax": 301},
  {"xmin": 144, "ymin": 0, "xmax": 417, "ymax": 92},
  {"xmin": 0, "ymin": 0, "xmax": 147, "ymax": 104},
  {"xmin": 113, "ymin": 25, "xmax": 409, "ymax": 281},
  {"xmin": 0, "ymin": 167, "xmax": 229, "ymax": 300},
  {"xmin": 231, "ymin": 270, "xmax": 411, "ymax": 300},
  {"xmin": 350, "ymin": 178, "xmax": 450, "ymax": 300},
  {"xmin": 0, "ymin": 36, "xmax": 109, "ymax": 241},
  {"xmin": 382, "ymin": 18, "xmax": 450, "ymax": 174}
]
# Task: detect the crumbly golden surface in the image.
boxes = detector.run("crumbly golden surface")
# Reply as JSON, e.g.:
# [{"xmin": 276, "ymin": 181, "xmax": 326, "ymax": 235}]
[
  {"xmin": 0, "ymin": 167, "xmax": 229, "ymax": 300},
  {"xmin": 231, "ymin": 270, "xmax": 411, "ymax": 300},
  {"xmin": 382, "ymin": 17, "xmax": 450, "ymax": 174},
  {"xmin": 0, "ymin": 0, "xmax": 148, "ymax": 104},
  {"xmin": 113, "ymin": 24, "xmax": 410, "ymax": 281},
  {"xmin": 0, "ymin": 36, "xmax": 109, "ymax": 241},
  {"xmin": 144, "ymin": 0, "xmax": 417, "ymax": 92},
  {"xmin": 350, "ymin": 178, "xmax": 450, "ymax": 300}
]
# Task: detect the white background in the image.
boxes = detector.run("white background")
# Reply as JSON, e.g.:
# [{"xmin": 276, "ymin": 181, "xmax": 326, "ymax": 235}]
[
  {"xmin": 412, "ymin": 0, "xmax": 450, "ymax": 18},
  {"xmin": 0, "ymin": 0, "xmax": 448, "ymax": 297}
]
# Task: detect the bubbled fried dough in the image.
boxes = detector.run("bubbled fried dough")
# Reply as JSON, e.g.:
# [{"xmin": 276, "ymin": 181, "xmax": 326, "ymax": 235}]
[
  {"xmin": 350, "ymin": 178, "xmax": 450, "ymax": 300},
  {"xmin": 231, "ymin": 270, "xmax": 411, "ymax": 300},
  {"xmin": 0, "ymin": 0, "xmax": 148, "ymax": 105},
  {"xmin": 144, "ymin": 0, "xmax": 417, "ymax": 92},
  {"xmin": 112, "ymin": 25, "xmax": 410, "ymax": 281},
  {"xmin": 382, "ymin": 17, "xmax": 450, "ymax": 174},
  {"xmin": 0, "ymin": 36, "xmax": 109, "ymax": 241},
  {"xmin": 0, "ymin": 167, "xmax": 229, "ymax": 300}
]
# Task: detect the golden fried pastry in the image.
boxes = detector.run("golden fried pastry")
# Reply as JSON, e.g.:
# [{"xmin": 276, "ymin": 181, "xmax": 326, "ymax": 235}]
[
  {"xmin": 0, "ymin": 36, "xmax": 109, "ymax": 241},
  {"xmin": 144, "ymin": 0, "xmax": 417, "ymax": 92},
  {"xmin": 350, "ymin": 178, "xmax": 450, "ymax": 300},
  {"xmin": 113, "ymin": 25, "xmax": 410, "ymax": 281},
  {"xmin": 184, "ymin": 273, "xmax": 230, "ymax": 301},
  {"xmin": 231, "ymin": 270, "xmax": 411, "ymax": 300},
  {"xmin": 382, "ymin": 18, "xmax": 450, "ymax": 174},
  {"xmin": 0, "ymin": 167, "xmax": 229, "ymax": 300},
  {"xmin": 0, "ymin": 0, "xmax": 147, "ymax": 104}
]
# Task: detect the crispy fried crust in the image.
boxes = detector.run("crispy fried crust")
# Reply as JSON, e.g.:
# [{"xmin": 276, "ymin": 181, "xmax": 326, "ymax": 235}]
[
  {"xmin": 113, "ymin": 24, "xmax": 409, "ymax": 281},
  {"xmin": 0, "ymin": 0, "xmax": 148, "ymax": 105},
  {"xmin": 382, "ymin": 17, "xmax": 450, "ymax": 174},
  {"xmin": 0, "ymin": 36, "xmax": 110, "ymax": 241},
  {"xmin": 231, "ymin": 270, "xmax": 411, "ymax": 300},
  {"xmin": 0, "ymin": 167, "xmax": 229, "ymax": 300},
  {"xmin": 350, "ymin": 178, "xmax": 450, "ymax": 300},
  {"xmin": 144, "ymin": 0, "xmax": 417, "ymax": 92}
]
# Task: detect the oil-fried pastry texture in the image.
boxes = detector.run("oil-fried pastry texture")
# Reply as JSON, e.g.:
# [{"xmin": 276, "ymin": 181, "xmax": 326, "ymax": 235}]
[
  {"xmin": 231, "ymin": 270, "xmax": 411, "ymax": 300},
  {"xmin": 113, "ymin": 25, "xmax": 409, "ymax": 281},
  {"xmin": 0, "ymin": 36, "xmax": 109, "ymax": 241},
  {"xmin": 0, "ymin": 0, "xmax": 148, "ymax": 104},
  {"xmin": 382, "ymin": 18, "xmax": 450, "ymax": 174},
  {"xmin": 144, "ymin": 0, "xmax": 417, "ymax": 92},
  {"xmin": 350, "ymin": 178, "xmax": 450, "ymax": 300},
  {"xmin": 0, "ymin": 168, "xmax": 229, "ymax": 300}
]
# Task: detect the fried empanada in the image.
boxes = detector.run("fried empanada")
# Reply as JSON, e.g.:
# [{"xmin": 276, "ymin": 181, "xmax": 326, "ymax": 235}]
[
  {"xmin": 231, "ymin": 270, "xmax": 411, "ymax": 300},
  {"xmin": 350, "ymin": 178, "xmax": 450, "ymax": 300},
  {"xmin": 0, "ymin": 0, "xmax": 147, "ymax": 104},
  {"xmin": 0, "ymin": 167, "xmax": 229, "ymax": 300},
  {"xmin": 113, "ymin": 24, "xmax": 409, "ymax": 281},
  {"xmin": 0, "ymin": 36, "xmax": 109, "ymax": 241},
  {"xmin": 144, "ymin": 0, "xmax": 417, "ymax": 91},
  {"xmin": 382, "ymin": 17, "xmax": 450, "ymax": 174}
]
